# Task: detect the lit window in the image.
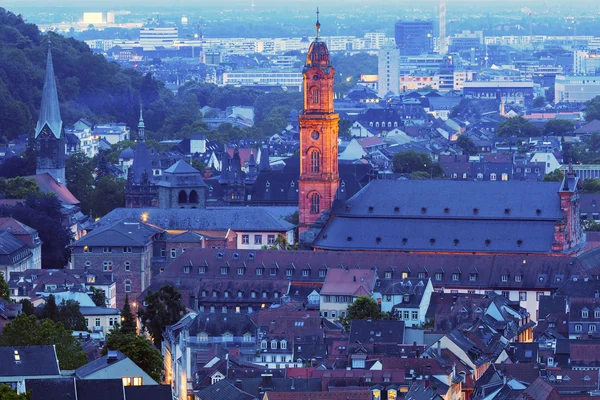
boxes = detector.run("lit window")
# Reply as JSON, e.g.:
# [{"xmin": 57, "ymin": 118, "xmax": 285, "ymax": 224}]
[{"xmin": 122, "ymin": 377, "xmax": 132, "ymax": 386}]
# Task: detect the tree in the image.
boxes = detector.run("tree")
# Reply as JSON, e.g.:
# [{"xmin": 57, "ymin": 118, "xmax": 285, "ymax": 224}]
[
  {"xmin": 533, "ymin": 96, "xmax": 546, "ymax": 108},
  {"xmin": 58, "ymin": 300, "xmax": 88, "ymax": 331},
  {"xmin": 102, "ymin": 330, "xmax": 163, "ymax": 382},
  {"xmin": 338, "ymin": 119, "xmax": 353, "ymax": 138},
  {"xmin": 583, "ymin": 178, "xmax": 600, "ymax": 194},
  {"xmin": 90, "ymin": 286, "xmax": 107, "ymax": 307},
  {"xmin": 87, "ymin": 176, "xmax": 125, "ymax": 218},
  {"xmin": 0, "ymin": 177, "xmax": 41, "ymax": 199},
  {"xmin": 497, "ymin": 116, "xmax": 542, "ymax": 137},
  {"xmin": 41, "ymin": 295, "xmax": 60, "ymax": 322},
  {"xmin": 190, "ymin": 158, "xmax": 206, "ymax": 172},
  {"xmin": 338, "ymin": 296, "xmax": 384, "ymax": 331},
  {"xmin": 456, "ymin": 135, "xmax": 478, "ymax": 156},
  {"xmin": 585, "ymin": 96, "xmax": 600, "ymax": 122},
  {"xmin": 121, "ymin": 294, "xmax": 137, "ymax": 334},
  {"xmin": 544, "ymin": 119, "xmax": 574, "ymax": 136},
  {"xmin": 544, "ymin": 169, "xmax": 564, "ymax": 182},
  {"xmin": 138, "ymin": 285, "xmax": 186, "ymax": 346},
  {"xmin": 0, "ymin": 194, "xmax": 73, "ymax": 269},
  {"xmin": 19, "ymin": 299, "xmax": 35, "ymax": 316},
  {"xmin": 65, "ymin": 153, "xmax": 94, "ymax": 210},
  {"xmin": 0, "ymin": 314, "xmax": 88, "ymax": 369},
  {"xmin": 392, "ymin": 150, "xmax": 444, "ymax": 178},
  {"xmin": 0, "ymin": 385, "xmax": 31, "ymax": 400},
  {"xmin": 410, "ymin": 171, "xmax": 432, "ymax": 180},
  {"xmin": 0, "ymin": 273, "xmax": 9, "ymax": 301}
]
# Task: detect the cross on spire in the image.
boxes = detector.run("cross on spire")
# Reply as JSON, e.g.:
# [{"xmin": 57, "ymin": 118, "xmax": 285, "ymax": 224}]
[{"xmin": 315, "ymin": 8, "xmax": 321, "ymax": 39}]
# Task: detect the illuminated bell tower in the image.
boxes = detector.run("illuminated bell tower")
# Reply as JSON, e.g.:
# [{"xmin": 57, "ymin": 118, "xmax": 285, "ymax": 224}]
[{"xmin": 298, "ymin": 10, "xmax": 339, "ymax": 235}]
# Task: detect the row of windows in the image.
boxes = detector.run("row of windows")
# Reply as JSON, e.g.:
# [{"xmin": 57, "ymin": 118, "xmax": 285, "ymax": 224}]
[
  {"xmin": 431, "ymin": 272, "xmax": 524, "ymax": 282},
  {"xmin": 84, "ymin": 246, "xmax": 133, "ymax": 253},
  {"xmin": 574, "ymin": 324, "xmax": 597, "ymax": 333},
  {"xmin": 369, "ymin": 121, "xmax": 400, "ymax": 128},
  {"xmin": 323, "ymin": 295, "xmax": 353, "ymax": 303},
  {"xmin": 580, "ymin": 310, "xmax": 600, "ymax": 319},
  {"xmin": 200, "ymin": 289, "xmax": 280, "ymax": 299},
  {"xmin": 399, "ymin": 311, "xmax": 419, "ymax": 321},
  {"xmin": 99, "ymin": 261, "xmax": 132, "ymax": 272},
  {"xmin": 261, "ymin": 339, "xmax": 288, "ymax": 350},
  {"xmin": 198, "ymin": 304, "xmax": 266, "ymax": 313},
  {"xmin": 183, "ymin": 265, "xmax": 326, "ymax": 278},
  {"xmin": 241, "ymin": 234, "xmax": 276, "ymax": 245}
]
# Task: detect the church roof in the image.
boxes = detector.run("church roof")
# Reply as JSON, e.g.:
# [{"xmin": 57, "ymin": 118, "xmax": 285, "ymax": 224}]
[
  {"xmin": 163, "ymin": 159, "xmax": 199, "ymax": 174},
  {"xmin": 27, "ymin": 173, "xmax": 79, "ymax": 206},
  {"xmin": 312, "ymin": 180, "xmax": 567, "ymax": 254},
  {"xmin": 129, "ymin": 141, "xmax": 154, "ymax": 185},
  {"xmin": 35, "ymin": 47, "xmax": 62, "ymax": 139}
]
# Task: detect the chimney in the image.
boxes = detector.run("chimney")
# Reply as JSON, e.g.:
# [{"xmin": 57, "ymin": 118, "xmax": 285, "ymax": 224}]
[
  {"xmin": 235, "ymin": 379, "xmax": 243, "ymax": 390},
  {"xmin": 107, "ymin": 350, "xmax": 118, "ymax": 363}
]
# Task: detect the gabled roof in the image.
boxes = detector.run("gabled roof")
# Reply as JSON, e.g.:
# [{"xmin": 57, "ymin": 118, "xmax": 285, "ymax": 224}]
[
  {"xmin": 70, "ymin": 218, "xmax": 163, "ymax": 247},
  {"xmin": 196, "ymin": 379, "xmax": 255, "ymax": 400},
  {"xmin": 349, "ymin": 320, "xmax": 405, "ymax": 344},
  {"xmin": 0, "ymin": 217, "xmax": 36, "ymax": 235},
  {"xmin": 74, "ymin": 350, "xmax": 127, "ymax": 378},
  {"xmin": 163, "ymin": 159, "xmax": 200, "ymax": 174},
  {"xmin": 35, "ymin": 47, "xmax": 62, "ymax": 139},
  {"xmin": 320, "ymin": 267, "xmax": 376, "ymax": 296},
  {"xmin": 0, "ymin": 345, "xmax": 60, "ymax": 377}
]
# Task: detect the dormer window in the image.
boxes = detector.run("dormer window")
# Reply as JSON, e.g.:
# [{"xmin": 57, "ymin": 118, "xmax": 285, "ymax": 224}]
[
  {"xmin": 286, "ymin": 269, "xmax": 293, "ymax": 277},
  {"xmin": 435, "ymin": 272, "xmax": 442, "ymax": 281},
  {"xmin": 515, "ymin": 275, "xmax": 522, "ymax": 282},
  {"xmin": 261, "ymin": 340, "xmax": 267, "ymax": 349},
  {"xmin": 281, "ymin": 340, "xmax": 287, "ymax": 350},
  {"xmin": 238, "ymin": 291, "xmax": 243, "ymax": 298},
  {"xmin": 582, "ymin": 309, "xmax": 589, "ymax": 319},
  {"xmin": 469, "ymin": 273, "xmax": 477, "ymax": 281},
  {"xmin": 501, "ymin": 274, "xmax": 509, "ymax": 282},
  {"xmin": 452, "ymin": 273, "xmax": 459, "ymax": 281},
  {"xmin": 271, "ymin": 340, "xmax": 278, "ymax": 349},
  {"xmin": 237, "ymin": 267, "xmax": 245, "ymax": 275},
  {"xmin": 384, "ymin": 272, "xmax": 392, "ymax": 279}
]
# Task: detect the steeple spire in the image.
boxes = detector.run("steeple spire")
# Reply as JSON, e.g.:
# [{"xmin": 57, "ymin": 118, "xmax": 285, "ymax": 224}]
[
  {"xmin": 315, "ymin": 8, "xmax": 321, "ymax": 39},
  {"xmin": 137, "ymin": 101, "xmax": 145, "ymax": 141},
  {"xmin": 35, "ymin": 42, "xmax": 63, "ymax": 139}
]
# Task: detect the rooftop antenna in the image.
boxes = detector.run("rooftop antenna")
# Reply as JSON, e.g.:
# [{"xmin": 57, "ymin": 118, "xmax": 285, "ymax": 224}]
[{"xmin": 315, "ymin": 8, "xmax": 321, "ymax": 39}]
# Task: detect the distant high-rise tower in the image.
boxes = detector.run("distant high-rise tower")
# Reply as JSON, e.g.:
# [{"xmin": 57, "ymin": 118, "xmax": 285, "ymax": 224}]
[
  {"xmin": 378, "ymin": 43, "xmax": 400, "ymax": 97},
  {"xmin": 439, "ymin": 0, "xmax": 447, "ymax": 54},
  {"xmin": 35, "ymin": 43, "xmax": 66, "ymax": 184},
  {"xmin": 298, "ymin": 11, "xmax": 339, "ymax": 235},
  {"xmin": 394, "ymin": 20, "xmax": 434, "ymax": 56}
]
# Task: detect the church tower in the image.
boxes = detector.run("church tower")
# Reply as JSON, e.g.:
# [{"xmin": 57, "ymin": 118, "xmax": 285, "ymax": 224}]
[
  {"xmin": 35, "ymin": 43, "xmax": 66, "ymax": 184},
  {"xmin": 298, "ymin": 11, "xmax": 339, "ymax": 235}
]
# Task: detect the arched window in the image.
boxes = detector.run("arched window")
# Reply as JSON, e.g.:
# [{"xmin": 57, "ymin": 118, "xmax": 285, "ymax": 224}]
[
  {"xmin": 388, "ymin": 122, "xmax": 392, "ymax": 128},
  {"xmin": 124, "ymin": 279, "xmax": 131, "ymax": 293},
  {"xmin": 394, "ymin": 121, "xmax": 398, "ymax": 127},
  {"xmin": 312, "ymin": 88, "xmax": 319, "ymax": 104},
  {"xmin": 310, "ymin": 193, "xmax": 320, "ymax": 214},
  {"xmin": 311, "ymin": 151, "xmax": 320, "ymax": 173},
  {"xmin": 178, "ymin": 190, "xmax": 188, "ymax": 204},
  {"xmin": 189, "ymin": 190, "xmax": 198, "ymax": 204},
  {"xmin": 375, "ymin": 122, "xmax": 379, "ymax": 127}
]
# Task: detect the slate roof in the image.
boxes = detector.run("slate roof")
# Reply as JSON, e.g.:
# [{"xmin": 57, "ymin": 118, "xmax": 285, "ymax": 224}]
[
  {"xmin": 96, "ymin": 208, "xmax": 295, "ymax": 232},
  {"xmin": 27, "ymin": 378, "xmax": 77, "ymax": 400},
  {"xmin": 0, "ymin": 231, "xmax": 29, "ymax": 256},
  {"xmin": 0, "ymin": 217, "xmax": 37, "ymax": 235},
  {"xmin": 124, "ymin": 385, "xmax": 173, "ymax": 400},
  {"xmin": 76, "ymin": 379, "xmax": 126, "ymax": 400},
  {"xmin": 163, "ymin": 159, "xmax": 200, "ymax": 174},
  {"xmin": 0, "ymin": 345, "xmax": 60, "ymax": 377},
  {"xmin": 538, "ymin": 295, "xmax": 567, "ymax": 319},
  {"xmin": 196, "ymin": 379, "xmax": 256, "ymax": 400},
  {"xmin": 313, "ymin": 179, "xmax": 567, "ymax": 253},
  {"xmin": 70, "ymin": 218, "xmax": 163, "ymax": 247},
  {"xmin": 265, "ymin": 391, "xmax": 371, "ymax": 400},
  {"xmin": 35, "ymin": 48, "xmax": 62, "ymax": 139},
  {"xmin": 74, "ymin": 350, "xmax": 127, "ymax": 378},
  {"xmin": 349, "ymin": 320, "xmax": 405, "ymax": 344}
]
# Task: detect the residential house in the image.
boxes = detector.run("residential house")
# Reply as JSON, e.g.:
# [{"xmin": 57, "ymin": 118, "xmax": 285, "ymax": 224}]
[
  {"xmin": 319, "ymin": 266, "xmax": 377, "ymax": 320},
  {"xmin": 0, "ymin": 218, "xmax": 42, "ymax": 270},
  {"xmin": 92, "ymin": 124, "xmax": 130, "ymax": 145},
  {"xmin": 75, "ymin": 350, "xmax": 156, "ymax": 385},
  {"xmin": 26, "ymin": 378, "xmax": 172, "ymax": 400},
  {"xmin": 81, "ymin": 306, "xmax": 121, "ymax": 335},
  {"xmin": 0, "ymin": 346, "xmax": 61, "ymax": 394},
  {"xmin": 568, "ymin": 297, "xmax": 600, "ymax": 339},
  {"xmin": 162, "ymin": 312, "xmax": 258, "ymax": 400},
  {"xmin": 374, "ymin": 278, "xmax": 434, "ymax": 327},
  {"xmin": 0, "ymin": 231, "xmax": 34, "ymax": 281}
]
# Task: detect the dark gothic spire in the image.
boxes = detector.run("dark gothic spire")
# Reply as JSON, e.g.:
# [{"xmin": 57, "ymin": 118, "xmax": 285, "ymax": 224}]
[
  {"xmin": 35, "ymin": 43, "xmax": 63, "ymax": 139},
  {"xmin": 137, "ymin": 102, "xmax": 145, "ymax": 141}
]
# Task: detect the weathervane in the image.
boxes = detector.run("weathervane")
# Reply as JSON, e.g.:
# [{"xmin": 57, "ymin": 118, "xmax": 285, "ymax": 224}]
[{"xmin": 316, "ymin": 8, "xmax": 321, "ymax": 39}]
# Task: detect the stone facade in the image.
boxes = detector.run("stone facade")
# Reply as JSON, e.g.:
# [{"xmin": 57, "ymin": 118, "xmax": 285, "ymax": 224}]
[
  {"xmin": 70, "ymin": 243, "xmax": 154, "ymax": 310},
  {"xmin": 298, "ymin": 24, "xmax": 339, "ymax": 235}
]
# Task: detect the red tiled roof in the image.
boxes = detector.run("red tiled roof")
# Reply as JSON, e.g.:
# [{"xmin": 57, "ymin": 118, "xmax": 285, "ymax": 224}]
[
  {"xmin": 226, "ymin": 147, "xmax": 258, "ymax": 167},
  {"xmin": 320, "ymin": 267, "xmax": 376, "ymax": 296},
  {"xmin": 266, "ymin": 391, "xmax": 371, "ymax": 400},
  {"xmin": 27, "ymin": 173, "xmax": 79, "ymax": 205}
]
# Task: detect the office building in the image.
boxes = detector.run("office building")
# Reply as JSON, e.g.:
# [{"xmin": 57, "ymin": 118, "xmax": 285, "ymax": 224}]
[
  {"xmin": 574, "ymin": 50, "xmax": 600, "ymax": 75},
  {"xmin": 378, "ymin": 43, "xmax": 400, "ymax": 97},
  {"xmin": 555, "ymin": 75, "xmax": 600, "ymax": 104},
  {"xmin": 394, "ymin": 20, "xmax": 434, "ymax": 56},
  {"xmin": 139, "ymin": 27, "xmax": 179, "ymax": 48}
]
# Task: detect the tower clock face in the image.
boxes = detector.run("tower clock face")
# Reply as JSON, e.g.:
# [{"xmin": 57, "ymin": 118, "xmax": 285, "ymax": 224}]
[{"xmin": 311, "ymin": 131, "xmax": 320, "ymax": 140}]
